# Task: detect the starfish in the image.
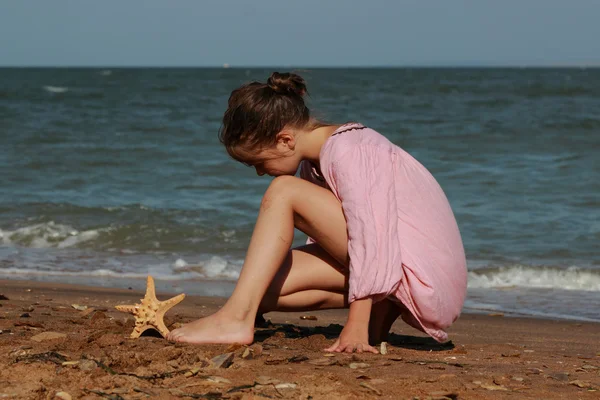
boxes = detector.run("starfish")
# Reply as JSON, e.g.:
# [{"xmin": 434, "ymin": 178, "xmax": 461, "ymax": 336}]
[{"xmin": 115, "ymin": 276, "xmax": 185, "ymax": 338}]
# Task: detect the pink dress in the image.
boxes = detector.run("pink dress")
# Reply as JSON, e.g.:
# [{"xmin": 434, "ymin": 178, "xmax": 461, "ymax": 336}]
[{"xmin": 300, "ymin": 123, "xmax": 467, "ymax": 342}]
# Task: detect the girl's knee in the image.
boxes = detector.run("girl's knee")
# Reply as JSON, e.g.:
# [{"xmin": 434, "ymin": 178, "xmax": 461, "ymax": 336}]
[{"xmin": 261, "ymin": 176, "xmax": 298, "ymax": 209}]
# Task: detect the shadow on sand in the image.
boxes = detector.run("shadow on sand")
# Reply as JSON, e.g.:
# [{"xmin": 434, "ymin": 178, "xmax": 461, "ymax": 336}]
[{"xmin": 253, "ymin": 320, "xmax": 454, "ymax": 352}]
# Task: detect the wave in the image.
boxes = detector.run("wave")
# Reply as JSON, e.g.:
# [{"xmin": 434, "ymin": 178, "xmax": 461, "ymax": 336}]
[
  {"xmin": 0, "ymin": 216, "xmax": 245, "ymax": 253},
  {"xmin": 43, "ymin": 85, "xmax": 69, "ymax": 93},
  {"xmin": 0, "ymin": 255, "xmax": 242, "ymax": 281},
  {"xmin": 0, "ymin": 222, "xmax": 102, "ymax": 249},
  {"xmin": 468, "ymin": 265, "xmax": 600, "ymax": 291}
]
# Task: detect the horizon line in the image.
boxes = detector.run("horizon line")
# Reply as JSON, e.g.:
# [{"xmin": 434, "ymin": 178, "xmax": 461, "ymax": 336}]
[{"xmin": 1, "ymin": 64, "xmax": 600, "ymax": 69}]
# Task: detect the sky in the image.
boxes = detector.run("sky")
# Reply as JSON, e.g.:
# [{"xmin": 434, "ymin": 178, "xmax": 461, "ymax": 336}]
[{"xmin": 1, "ymin": 0, "xmax": 599, "ymax": 67}]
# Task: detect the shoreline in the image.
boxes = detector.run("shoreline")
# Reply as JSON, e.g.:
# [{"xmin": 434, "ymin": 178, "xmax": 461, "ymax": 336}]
[
  {"xmin": 2, "ymin": 275, "xmax": 599, "ymax": 324},
  {"xmin": 1, "ymin": 279, "xmax": 599, "ymax": 399}
]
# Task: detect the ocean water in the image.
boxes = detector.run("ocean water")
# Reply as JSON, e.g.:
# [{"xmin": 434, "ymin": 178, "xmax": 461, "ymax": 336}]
[{"xmin": 1, "ymin": 67, "xmax": 599, "ymax": 322}]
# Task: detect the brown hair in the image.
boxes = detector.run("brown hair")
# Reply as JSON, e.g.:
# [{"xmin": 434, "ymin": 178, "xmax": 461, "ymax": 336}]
[{"xmin": 219, "ymin": 72, "xmax": 314, "ymax": 162}]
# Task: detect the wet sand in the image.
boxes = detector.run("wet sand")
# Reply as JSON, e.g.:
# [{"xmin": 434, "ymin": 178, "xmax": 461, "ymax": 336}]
[{"xmin": 1, "ymin": 279, "xmax": 599, "ymax": 399}]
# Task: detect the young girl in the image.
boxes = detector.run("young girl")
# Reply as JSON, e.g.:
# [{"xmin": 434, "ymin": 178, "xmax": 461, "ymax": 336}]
[{"xmin": 167, "ymin": 72, "xmax": 468, "ymax": 353}]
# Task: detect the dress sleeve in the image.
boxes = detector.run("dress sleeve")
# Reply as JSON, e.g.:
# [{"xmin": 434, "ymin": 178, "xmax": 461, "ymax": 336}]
[{"xmin": 329, "ymin": 146, "xmax": 404, "ymax": 303}]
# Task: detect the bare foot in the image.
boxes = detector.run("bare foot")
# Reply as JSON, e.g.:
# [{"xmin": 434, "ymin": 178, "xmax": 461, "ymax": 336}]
[
  {"xmin": 166, "ymin": 311, "xmax": 254, "ymax": 344},
  {"xmin": 369, "ymin": 299, "xmax": 401, "ymax": 344}
]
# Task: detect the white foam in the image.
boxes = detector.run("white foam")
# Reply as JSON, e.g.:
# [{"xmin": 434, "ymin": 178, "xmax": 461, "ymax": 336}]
[
  {"xmin": 173, "ymin": 258, "xmax": 188, "ymax": 269},
  {"xmin": 468, "ymin": 265, "xmax": 600, "ymax": 291},
  {"xmin": 0, "ymin": 222, "xmax": 102, "ymax": 249},
  {"xmin": 203, "ymin": 256, "xmax": 242, "ymax": 279},
  {"xmin": 43, "ymin": 85, "xmax": 69, "ymax": 93},
  {"xmin": 170, "ymin": 256, "xmax": 241, "ymax": 279}
]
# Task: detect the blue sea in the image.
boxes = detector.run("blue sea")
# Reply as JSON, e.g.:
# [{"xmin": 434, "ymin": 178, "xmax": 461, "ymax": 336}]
[{"xmin": 1, "ymin": 67, "xmax": 599, "ymax": 321}]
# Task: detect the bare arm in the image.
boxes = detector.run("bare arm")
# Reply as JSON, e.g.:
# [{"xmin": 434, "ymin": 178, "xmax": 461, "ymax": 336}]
[{"xmin": 325, "ymin": 297, "xmax": 379, "ymax": 353}]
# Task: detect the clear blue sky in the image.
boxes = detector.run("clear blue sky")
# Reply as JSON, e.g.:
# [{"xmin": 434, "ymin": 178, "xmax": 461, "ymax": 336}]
[{"xmin": 1, "ymin": 0, "xmax": 599, "ymax": 67}]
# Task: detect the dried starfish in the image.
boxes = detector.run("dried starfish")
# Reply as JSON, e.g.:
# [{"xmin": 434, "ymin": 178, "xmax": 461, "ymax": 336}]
[{"xmin": 115, "ymin": 276, "xmax": 185, "ymax": 338}]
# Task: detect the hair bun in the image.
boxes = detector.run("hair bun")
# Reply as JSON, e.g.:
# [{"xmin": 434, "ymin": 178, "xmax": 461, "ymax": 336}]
[{"xmin": 267, "ymin": 72, "xmax": 307, "ymax": 97}]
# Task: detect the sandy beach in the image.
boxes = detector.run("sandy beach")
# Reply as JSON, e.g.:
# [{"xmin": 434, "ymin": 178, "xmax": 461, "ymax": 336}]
[{"xmin": 1, "ymin": 279, "xmax": 599, "ymax": 399}]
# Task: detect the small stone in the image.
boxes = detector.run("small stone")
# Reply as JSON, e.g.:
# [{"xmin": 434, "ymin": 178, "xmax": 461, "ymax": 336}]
[
  {"xmin": 380, "ymin": 342, "xmax": 388, "ymax": 355},
  {"xmin": 360, "ymin": 382, "xmax": 382, "ymax": 396},
  {"xmin": 71, "ymin": 304, "xmax": 88, "ymax": 311},
  {"xmin": 31, "ymin": 332, "xmax": 67, "ymax": 342},
  {"xmin": 241, "ymin": 347, "xmax": 253, "ymax": 359},
  {"xmin": 0, "ymin": 294, "xmax": 9, "ymax": 300},
  {"xmin": 300, "ymin": 315, "xmax": 317, "ymax": 320},
  {"xmin": 61, "ymin": 361, "xmax": 79, "ymax": 366},
  {"xmin": 184, "ymin": 367, "xmax": 202, "ymax": 377},
  {"xmin": 349, "ymin": 362, "xmax": 370, "ymax": 369},
  {"xmin": 209, "ymin": 352, "xmax": 234, "ymax": 369},
  {"xmin": 323, "ymin": 353, "xmax": 336, "ymax": 357},
  {"xmin": 511, "ymin": 376, "xmax": 524, "ymax": 382},
  {"xmin": 581, "ymin": 364, "xmax": 598, "ymax": 370},
  {"xmin": 523, "ymin": 349, "xmax": 534, "ymax": 353},
  {"xmin": 167, "ymin": 360, "xmax": 179, "ymax": 368},
  {"xmin": 23, "ymin": 306, "xmax": 34, "ymax": 312},
  {"xmin": 309, "ymin": 358, "xmax": 336, "ymax": 366},
  {"xmin": 55, "ymin": 392, "xmax": 72, "ymax": 400},
  {"xmin": 569, "ymin": 380, "xmax": 592, "ymax": 389},
  {"xmin": 275, "ymin": 383, "xmax": 297, "ymax": 390},
  {"xmin": 78, "ymin": 359, "xmax": 97, "ymax": 371},
  {"xmin": 389, "ymin": 356, "xmax": 403, "ymax": 361},
  {"xmin": 501, "ymin": 351, "xmax": 521, "ymax": 357}
]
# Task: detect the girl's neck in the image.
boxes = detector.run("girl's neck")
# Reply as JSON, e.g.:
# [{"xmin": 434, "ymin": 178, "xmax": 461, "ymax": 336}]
[{"xmin": 299, "ymin": 123, "xmax": 342, "ymax": 163}]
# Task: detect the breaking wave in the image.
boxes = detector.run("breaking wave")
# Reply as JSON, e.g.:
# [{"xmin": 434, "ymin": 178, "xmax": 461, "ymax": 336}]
[{"xmin": 468, "ymin": 265, "xmax": 600, "ymax": 291}]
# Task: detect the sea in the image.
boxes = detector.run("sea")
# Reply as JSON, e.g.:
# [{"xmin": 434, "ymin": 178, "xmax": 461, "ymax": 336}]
[{"xmin": 1, "ymin": 67, "xmax": 599, "ymax": 322}]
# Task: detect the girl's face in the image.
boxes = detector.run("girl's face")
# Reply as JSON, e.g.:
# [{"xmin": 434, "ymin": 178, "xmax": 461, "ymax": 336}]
[{"xmin": 234, "ymin": 143, "xmax": 301, "ymax": 177}]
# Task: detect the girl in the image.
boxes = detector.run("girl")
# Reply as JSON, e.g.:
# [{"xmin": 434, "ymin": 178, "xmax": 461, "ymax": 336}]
[{"xmin": 167, "ymin": 72, "xmax": 467, "ymax": 353}]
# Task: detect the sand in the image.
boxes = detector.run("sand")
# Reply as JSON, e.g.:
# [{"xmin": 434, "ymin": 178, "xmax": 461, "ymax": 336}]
[{"xmin": 1, "ymin": 279, "xmax": 599, "ymax": 399}]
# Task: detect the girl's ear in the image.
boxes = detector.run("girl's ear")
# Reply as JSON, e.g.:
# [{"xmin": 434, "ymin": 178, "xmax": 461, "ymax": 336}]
[{"xmin": 276, "ymin": 130, "xmax": 296, "ymax": 150}]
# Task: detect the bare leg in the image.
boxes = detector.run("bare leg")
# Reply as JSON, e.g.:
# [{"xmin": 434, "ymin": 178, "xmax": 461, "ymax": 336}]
[{"xmin": 167, "ymin": 176, "xmax": 349, "ymax": 344}]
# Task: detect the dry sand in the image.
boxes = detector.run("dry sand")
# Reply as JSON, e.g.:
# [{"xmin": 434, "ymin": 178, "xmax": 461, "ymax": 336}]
[{"xmin": 1, "ymin": 279, "xmax": 599, "ymax": 399}]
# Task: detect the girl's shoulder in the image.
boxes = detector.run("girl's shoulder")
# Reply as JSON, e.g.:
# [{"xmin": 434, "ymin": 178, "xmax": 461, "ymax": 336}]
[{"xmin": 321, "ymin": 122, "xmax": 395, "ymax": 164}]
